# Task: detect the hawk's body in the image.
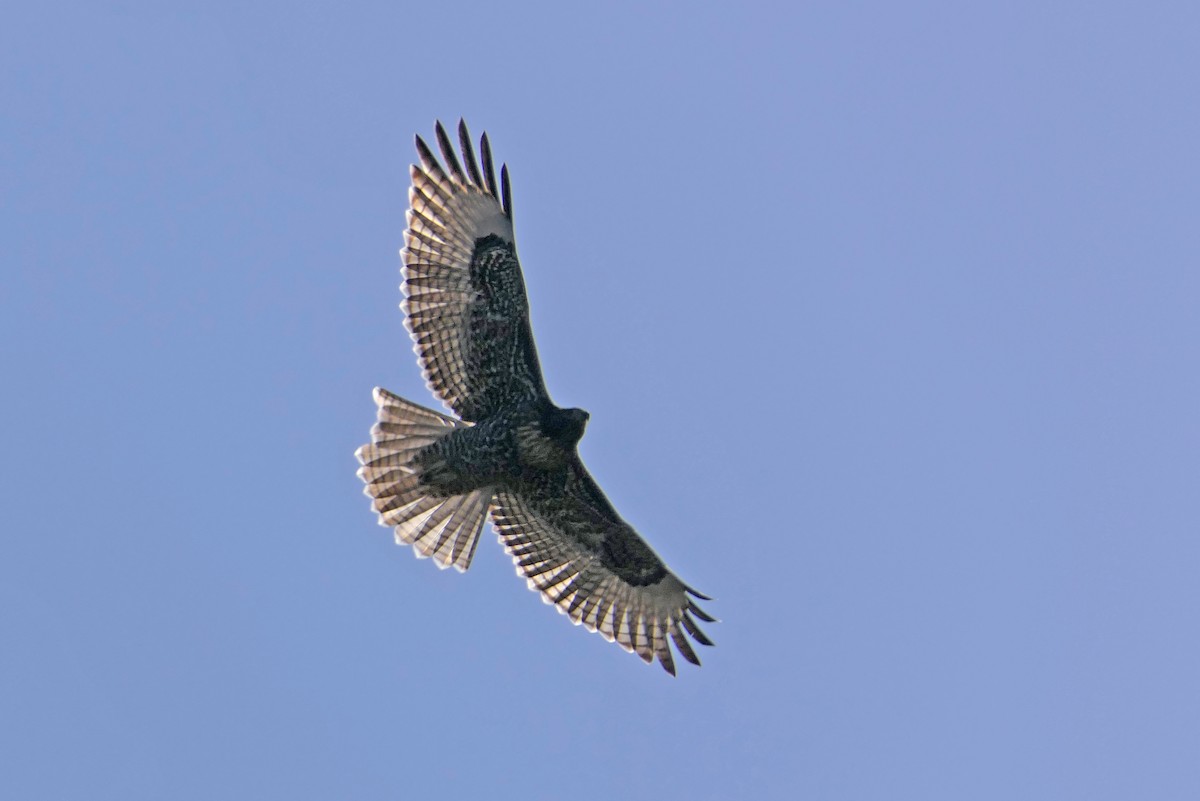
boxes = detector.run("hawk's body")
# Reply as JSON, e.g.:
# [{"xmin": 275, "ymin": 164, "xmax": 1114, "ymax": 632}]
[{"xmin": 356, "ymin": 121, "xmax": 713, "ymax": 674}]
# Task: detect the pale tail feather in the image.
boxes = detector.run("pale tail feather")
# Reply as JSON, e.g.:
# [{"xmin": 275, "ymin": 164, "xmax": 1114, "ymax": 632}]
[{"xmin": 355, "ymin": 387, "xmax": 492, "ymax": 572}]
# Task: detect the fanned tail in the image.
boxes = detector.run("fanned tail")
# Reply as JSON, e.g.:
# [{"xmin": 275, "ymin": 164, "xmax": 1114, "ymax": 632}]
[{"xmin": 355, "ymin": 387, "xmax": 492, "ymax": 572}]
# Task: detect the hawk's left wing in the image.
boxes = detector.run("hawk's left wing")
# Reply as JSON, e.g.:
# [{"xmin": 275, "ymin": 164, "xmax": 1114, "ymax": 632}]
[
  {"xmin": 402, "ymin": 120, "xmax": 550, "ymax": 422},
  {"xmin": 490, "ymin": 461, "xmax": 714, "ymax": 675}
]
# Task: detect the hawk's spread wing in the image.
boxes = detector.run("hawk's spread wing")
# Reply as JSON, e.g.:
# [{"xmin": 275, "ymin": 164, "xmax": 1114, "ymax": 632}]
[
  {"xmin": 402, "ymin": 120, "xmax": 549, "ymax": 421},
  {"xmin": 490, "ymin": 460, "xmax": 714, "ymax": 675}
]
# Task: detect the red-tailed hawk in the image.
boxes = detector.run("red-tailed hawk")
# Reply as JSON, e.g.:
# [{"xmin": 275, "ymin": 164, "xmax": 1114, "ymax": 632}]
[{"xmin": 355, "ymin": 121, "xmax": 714, "ymax": 674}]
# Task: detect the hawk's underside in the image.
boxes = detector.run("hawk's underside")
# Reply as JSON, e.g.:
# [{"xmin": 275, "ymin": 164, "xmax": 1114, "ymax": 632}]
[{"xmin": 355, "ymin": 120, "xmax": 714, "ymax": 675}]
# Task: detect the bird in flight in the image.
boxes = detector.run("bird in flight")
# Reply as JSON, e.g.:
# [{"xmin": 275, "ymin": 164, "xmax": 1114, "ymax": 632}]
[{"xmin": 355, "ymin": 120, "xmax": 714, "ymax": 674}]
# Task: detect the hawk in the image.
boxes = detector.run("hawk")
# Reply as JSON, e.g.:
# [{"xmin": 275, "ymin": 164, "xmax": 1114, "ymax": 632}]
[{"xmin": 355, "ymin": 120, "xmax": 714, "ymax": 674}]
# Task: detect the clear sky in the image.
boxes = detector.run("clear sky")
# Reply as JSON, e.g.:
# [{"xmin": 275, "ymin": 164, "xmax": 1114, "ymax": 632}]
[{"xmin": 3, "ymin": 2, "xmax": 1198, "ymax": 799}]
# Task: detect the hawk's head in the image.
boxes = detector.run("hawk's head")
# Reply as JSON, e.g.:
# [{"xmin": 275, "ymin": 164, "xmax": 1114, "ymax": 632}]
[{"xmin": 542, "ymin": 405, "xmax": 590, "ymax": 450}]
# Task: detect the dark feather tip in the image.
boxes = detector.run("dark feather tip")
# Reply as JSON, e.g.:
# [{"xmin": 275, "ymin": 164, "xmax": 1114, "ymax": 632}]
[
  {"xmin": 414, "ymin": 134, "xmax": 437, "ymax": 169},
  {"xmin": 682, "ymin": 613, "xmax": 715, "ymax": 647},
  {"xmin": 457, "ymin": 119, "xmax": 484, "ymax": 189},
  {"xmin": 688, "ymin": 601, "xmax": 717, "ymax": 623},
  {"xmin": 434, "ymin": 120, "xmax": 466, "ymax": 182},
  {"xmin": 480, "ymin": 133, "xmax": 499, "ymax": 199},
  {"xmin": 672, "ymin": 630, "xmax": 702, "ymax": 666},
  {"xmin": 500, "ymin": 164, "xmax": 512, "ymax": 218}
]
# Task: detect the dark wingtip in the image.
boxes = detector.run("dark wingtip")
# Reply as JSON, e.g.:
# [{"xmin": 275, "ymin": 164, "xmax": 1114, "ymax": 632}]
[
  {"xmin": 414, "ymin": 134, "xmax": 437, "ymax": 168},
  {"xmin": 434, "ymin": 120, "xmax": 466, "ymax": 182},
  {"xmin": 480, "ymin": 132, "xmax": 499, "ymax": 200},
  {"xmin": 500, "ymin": 163, "xmax": 512, "ymax": 219},
  {"xmin": 673, "ymin": 630, "xmax": 702, "ymax": 667},
  {"xmin": 688, "ymin": 600, "xmax": 717, "ymax": 623},
  {"xmin": 457, "ymin": 118, "xmax": 485, "ymax": 189},
  {"xmin": 682, "ymin": 612, "xmax": 715, "ymax": 647}
]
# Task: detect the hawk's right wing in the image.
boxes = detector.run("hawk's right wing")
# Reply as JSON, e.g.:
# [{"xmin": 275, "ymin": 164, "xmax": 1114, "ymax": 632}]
[
  {"xmin": 489, "ymin": 459, "xmax": 714, "ymax": 675},
  {"xmin": 402, "ymin": 120, "xmax": 550, "ymax": 422}
]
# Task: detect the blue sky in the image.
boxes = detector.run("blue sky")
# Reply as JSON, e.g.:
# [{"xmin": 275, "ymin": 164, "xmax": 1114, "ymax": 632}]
[{"xmin": 3, "ymin": 2, "xmax": 1199, "ymax": 799}]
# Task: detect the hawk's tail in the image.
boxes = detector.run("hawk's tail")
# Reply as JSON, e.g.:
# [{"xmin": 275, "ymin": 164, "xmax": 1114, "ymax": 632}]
[{"xmin": 355, "ymin": 387, "xmax": 492, "ymax": 572}]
